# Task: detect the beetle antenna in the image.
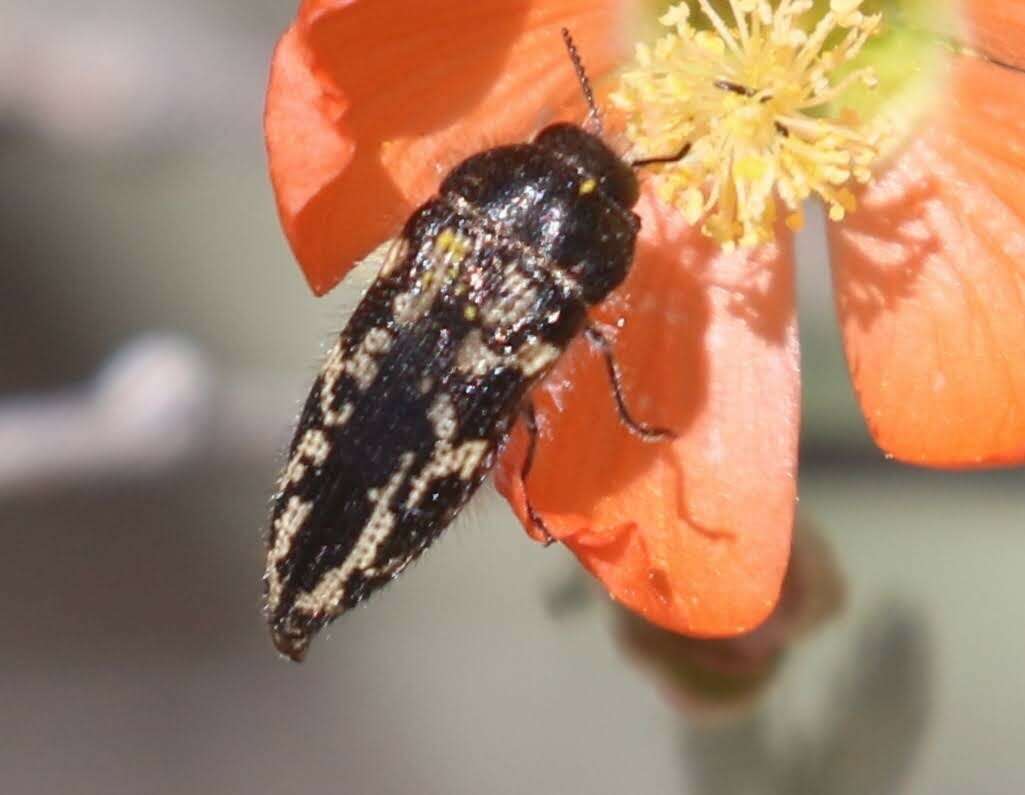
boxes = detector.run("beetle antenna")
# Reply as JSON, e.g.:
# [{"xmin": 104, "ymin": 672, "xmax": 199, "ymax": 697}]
[{"xmin": 561, "ymin": 28, "xmax": 602, "ymax": 136}]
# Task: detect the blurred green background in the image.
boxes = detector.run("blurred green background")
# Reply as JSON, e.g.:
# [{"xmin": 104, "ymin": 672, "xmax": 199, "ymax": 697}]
[{"xmin": 2, "ymin": 2, "xmax": 1023, "ymax": 793}]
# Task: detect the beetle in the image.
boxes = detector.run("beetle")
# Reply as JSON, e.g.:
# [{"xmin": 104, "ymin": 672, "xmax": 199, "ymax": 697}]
[{"xmin": 264, "ymin": 31, "xmax": 685, "ymax": 661}]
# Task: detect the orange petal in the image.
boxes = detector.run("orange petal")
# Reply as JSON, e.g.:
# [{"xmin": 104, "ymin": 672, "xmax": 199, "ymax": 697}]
[
  {"xmin": 265, "ymin": 24, "xmax": 356, "ymax": 296},
  {"xmin": 829, "ymin": 54, "xmax": 1025, "ymax": 467},
  {"xmin": 495, "ymin": 188, "xmax": 800, "ymax": 637},
  {"xmin": 962, "ymin": 0, "xmax": 1025, "ymax": 69},
  {"xmin": 265, "ymin": 0, "xmax": 629, "ymax": 295}
]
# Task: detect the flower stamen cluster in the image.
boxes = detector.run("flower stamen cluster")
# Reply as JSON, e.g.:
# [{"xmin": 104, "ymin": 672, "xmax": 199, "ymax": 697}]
[{"xmin": 612, "ymin": 0, "xmax": 883, "ymax": 246}]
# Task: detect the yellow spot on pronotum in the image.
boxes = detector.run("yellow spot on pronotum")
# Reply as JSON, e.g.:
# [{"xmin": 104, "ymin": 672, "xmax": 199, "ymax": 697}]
[
  {"xmin": 611, "ymin": 0, "xmax": 884, "ymax": 247},
  {"xmin": 579, "ymin": 178, "xmax": 597, "ymax": 195},
  {"xmin": 463, "ymin": 304, "xmax": 478, "ymax": 321}
]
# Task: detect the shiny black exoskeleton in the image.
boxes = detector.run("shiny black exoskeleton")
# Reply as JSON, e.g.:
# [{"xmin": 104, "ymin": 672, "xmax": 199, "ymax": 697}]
[{"xmin": 265, "ymin": 122, "xmax": 646, "ymax": 661}]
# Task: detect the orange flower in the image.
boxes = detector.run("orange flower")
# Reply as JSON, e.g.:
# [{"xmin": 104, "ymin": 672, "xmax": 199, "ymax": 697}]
[{"xmin": 265, "ymin": 0, "xmax": 1025, "ymax": 637}]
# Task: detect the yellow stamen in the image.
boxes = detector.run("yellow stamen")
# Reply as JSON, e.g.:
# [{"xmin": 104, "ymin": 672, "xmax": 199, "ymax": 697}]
[{"xmin": 613, "ymin": 0, "xmax": 884, "ymax": 246}]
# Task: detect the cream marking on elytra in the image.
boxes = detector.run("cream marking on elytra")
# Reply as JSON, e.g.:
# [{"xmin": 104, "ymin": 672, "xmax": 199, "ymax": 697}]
[
  {"xmin": 324, "ymin": 401, "xmax": 354, "ymax": 427},
  {"xmin": 342, "ymin": 328, "xmax": 393, "ymax": 391},
  {"xmin": 482, "ymin": 264, "xmax": 538, "ymax": 326},
  {"xmin": 281, "ymin": 458, "xmax": 307, "ymax": 488},
  {"xmin": 427, "ymin": 393, "xmax": 459, "ymax": 441},
  {"xmin": 362, "ymin": 554, "xmax": 414, "ymax": 580},
  {"xmin": 455, "ymin": 328, "xmax": 506, "ymax": 377},
  {"xmin": 280, "ymin": 428, "xmax": 331, "ymax": 487},
  {"xmin": 404, "ymin": 438, "xmax": 490, "ymax": 509},
  {"xmin": 297, "ymin": 428, "xmax": 330, "ymax": 464},
  {"xmin": 392, "ymin": 291, "xmax": 415, "ymax": 320},
  {"xmin": 362, "ymin": 327, "xmax": 393, "ymax": 354},
  {"xmin": 344, "ymin": 347, "xmax": 378, "ymax": 391},
  {"xmin": 547, "ymin": 264, "xmax": 583, "ymax": 298},
  {"xmin": 292, "ymin": 452, "xmax": 416, "ymax": 614},
  {"xmin": 318, "ymin": 340, "xmax": 345, "ymax": 415},
  {"xmin": 266, "ymin": 495, "xmax": 314, "ymax": 606},
  {"xmin": 516, "ymin": 339, "xmax": 561, "ymax": 377}
]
